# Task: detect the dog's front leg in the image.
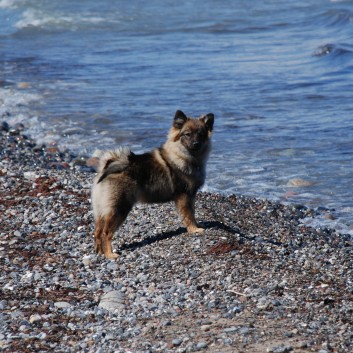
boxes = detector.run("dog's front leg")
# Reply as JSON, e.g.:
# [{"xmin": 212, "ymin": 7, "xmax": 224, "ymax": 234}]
[{"xmin": 175, "ymin": 194, "xmax": 204, "ymax": 234}]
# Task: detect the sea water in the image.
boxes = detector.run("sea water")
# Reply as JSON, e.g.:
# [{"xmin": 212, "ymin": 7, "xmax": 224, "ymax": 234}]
[{"xmin": 1, "ymin": 0, "xmax": 352, "ymax": 234}]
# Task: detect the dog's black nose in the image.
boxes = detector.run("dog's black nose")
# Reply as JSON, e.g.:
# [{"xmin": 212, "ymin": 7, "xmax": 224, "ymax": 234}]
[{"xmin": 192, "ymin": 141, "xmax": 201, "ymax": 149}]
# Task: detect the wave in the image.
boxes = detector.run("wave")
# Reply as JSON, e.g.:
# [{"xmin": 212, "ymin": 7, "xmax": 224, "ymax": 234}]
[
  {"xmin": 0, "ymin": 0, "xmax": 18, "ymax": 9},
  {"xmin": 0, "ymin": 87, "xmax": 41, "ymax": 113},
  {"xmin": 315, "ymin": 8, "xmax": 353, "ymax": 28},
  {"xmin": 313, "ymin": 43, "xmax": 353, "ymax": 58},
  {"xmin": 14, "ymin": 8, "xmax": 115, "ymax": 31},
  {"xmin": 312, "ymin": 43, "xmax": 353, "ymax": 74}
]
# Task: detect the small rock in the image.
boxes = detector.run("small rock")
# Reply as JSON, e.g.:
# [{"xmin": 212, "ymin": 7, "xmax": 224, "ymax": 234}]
[
  {"xmin": 29, "ymin": 314, "xmax": 42, "ymax": 324},
  {"xmin": 14, "ymin": 230, "xmax": 22, "ymax": 237},
  {"xmin": 172, "ymin": 338, "xmax": 182, "ymax": 346},
  {"xmin": 82, "ymin": 255, "xmax": 92, "ymax": 266},
  {"xmin": 257, "ymin": 296, "xmax": 270, "ymax": 310},
  {"xmin": 54, "ymin": 301, "xmax": 72, "ymax": 309},
  {"xmin": 267, "ymin": 345, "xmax": 293, "ymax": 353},
  {"xmin": 287, "ymin": 178, "xmax": 315, "ymax": 187},
  {"xmin": 18, "ymin": 82, "xmax": 30, "ymax": 89},
  {"xmin": 33, "ymin": 272, "xmax": 42, "ymax": 281},
  {"xmin": 324, "ymin": 213, "xmax": 336, "ymax": 220},
  {"xmin": 86, "ymin": 157, "xmax": 99, "ymax": 169},
  {"xmin": 46, "ymin": 146, "xmax": 60, "ymax": 154},
  {"xmin": 196, "ymin": 341, "xmax": 208, "ymax": 350},
  {"xmin": 0, "ymin": 121, "xmax": 9, "ymax": 132},
  {"xmin": 223, "ymin": 326, "xmax": 238, "ymax": 333},
  {"xmin": 238, "ymin": 327, "xmax": 250, "ymax": 335},
  {"xmin": 107, "ymin": 262, "xmax": 118, "ymax": 271},
  {"xmin": 201, "ymin": 324, "xmax": 211, "ymax": 331},
  {"xmin": 68, "ymin": 323, "xmax": 76, "ymax": 330},
  {"xmin": 98, "ymin": 290, "xmax": 125, "ymax": 312},
  {"xmin": 37, "ymin": 332, "xmax": 47, "ymax": 340},
  {"xmin": 23, "ymin": 171, "xmax": 39, "ymax": 180}
]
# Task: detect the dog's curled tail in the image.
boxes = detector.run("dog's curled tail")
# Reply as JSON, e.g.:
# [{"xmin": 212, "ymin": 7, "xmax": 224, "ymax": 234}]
[{"xmin": 96, "ymin": 147, "xmax": 132, "ymax": 184}]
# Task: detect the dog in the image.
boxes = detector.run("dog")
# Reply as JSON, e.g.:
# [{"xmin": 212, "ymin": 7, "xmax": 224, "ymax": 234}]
[{"xmin": 91, "ymin": 110, "xmax": 214, "ymax": 259}]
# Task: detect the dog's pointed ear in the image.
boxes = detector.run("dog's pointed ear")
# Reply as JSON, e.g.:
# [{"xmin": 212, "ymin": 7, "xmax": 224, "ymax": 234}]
[
  {"xmin": 173, "ymin": 110, "xmax": 188, "ymax": 129},
  {"xmin": 201, "ymin": 113, "xmax": 214, "ymax": 132}
]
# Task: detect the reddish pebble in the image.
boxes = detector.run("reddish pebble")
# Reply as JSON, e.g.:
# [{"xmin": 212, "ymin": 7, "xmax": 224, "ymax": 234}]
[{"xmin": 86, "ymin": 157, "xmax": 99, "ymax": 169}]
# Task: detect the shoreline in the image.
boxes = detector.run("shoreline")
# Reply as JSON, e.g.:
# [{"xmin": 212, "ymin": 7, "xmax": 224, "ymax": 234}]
[{"xmin": 1, "ymin": 122, "xmax": 353, "ymax": 352}]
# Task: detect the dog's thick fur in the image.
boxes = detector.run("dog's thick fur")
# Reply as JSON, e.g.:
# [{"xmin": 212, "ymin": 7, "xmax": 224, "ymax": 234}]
[{"xmin": 91, "ymin": 110, "xmax": 214, "ymax": 259}]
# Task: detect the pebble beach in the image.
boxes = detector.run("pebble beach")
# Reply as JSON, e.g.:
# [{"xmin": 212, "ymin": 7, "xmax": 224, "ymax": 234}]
[{"xmin": 1, "ymin": 122, "xmax": 353, "ymax": 353}]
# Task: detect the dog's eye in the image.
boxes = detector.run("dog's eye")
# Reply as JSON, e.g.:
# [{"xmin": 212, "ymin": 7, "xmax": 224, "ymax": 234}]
[{"xmin": 183, "ymin": 132, "xmax": 191, "ymax": 137}]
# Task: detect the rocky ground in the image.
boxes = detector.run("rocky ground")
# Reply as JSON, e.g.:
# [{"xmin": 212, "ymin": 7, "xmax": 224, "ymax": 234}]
[{"xmin": 0, "ymin": 122, "xmax": 353, "ymax": 353}]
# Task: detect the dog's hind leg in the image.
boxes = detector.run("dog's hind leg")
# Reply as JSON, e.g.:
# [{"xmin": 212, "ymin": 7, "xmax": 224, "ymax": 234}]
[
  {"xmin": 94, "ymin": 216, "xmax": 105, "ymax": 255},
  {"xmin": 101, "ymin": 204, "xmax": 132, "ymax": 259},
  {"xmin": 175, "ymin": 194, "xmax": 205, "ymax": 234},
  {"xmin": 101, "ymin": 212, "xmax": 120, "ymax": 259}
]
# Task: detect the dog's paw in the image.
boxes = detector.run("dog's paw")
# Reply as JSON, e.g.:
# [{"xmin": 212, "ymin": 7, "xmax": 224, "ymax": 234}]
[
  {"xmin": 105, "ymin": 252, "xmax": 119, "ymax": 260},
  {"xmin": 187, "ymin": 226, "xmax": 205, "ymax": 234}
]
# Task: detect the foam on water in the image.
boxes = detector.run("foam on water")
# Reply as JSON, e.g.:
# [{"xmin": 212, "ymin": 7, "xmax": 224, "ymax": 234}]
[
  {"xmin": 0, "ymin": 0, "xmax": 17, "ymax": 9},
  {"xmin": 0, "ymin": 87, "xmax": 40, "ymax": 111},
  {"xmin": 15, "ymin": 9, "xmax": 111, "ymax": 30}
]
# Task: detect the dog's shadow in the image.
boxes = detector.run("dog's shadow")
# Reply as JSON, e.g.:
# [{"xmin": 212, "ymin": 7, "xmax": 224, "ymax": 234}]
[
  {"xmin": 119, "ymin": 220, "xmax": 282, "ymax": 253},
  {"xmin": 119, "ymin": 221, "xmax": 247, "ymax": 252}
]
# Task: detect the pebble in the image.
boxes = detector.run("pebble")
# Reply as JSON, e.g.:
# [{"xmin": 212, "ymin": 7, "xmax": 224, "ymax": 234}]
[
  {"xmin": 201, "ymin": 324, "xmax": 211, "ymax": 331},
  {"xmin": 82, "ymin": 255, "xmax": 93, "ymax": 266},
  {"xmin": 29, "ymin": 314, "xmax": 42, "ymax": 324},
  {"xmin": 107, "ymin": 262, "xmax": 118, "ymax": 271},
  {"xmin": 54, "ymin": 302, "xmax": 72, "ymax": 309},
  {"xmin": 223, "ymin": 327, "xmax": 238, "ymax": 333},
  {"xmin": 172, "ymin": 338, "xmax": 182, "ymax": 346},
  {"xmin": 267, "ymin": 345, "xmax": 293, "ymax": 353},
  {"xmin": 23, "ymin": 171, "xmax": 39, "ymax": 180},
  {"xmin": 98, "ymin": 290, "xmax": 125, "ymax": 312},
  {"xmin": 0, "ymin": 121, "xmax": 352, "ymax": 353},
  {"xmin": 38, "ymin": 332, "xmax": 47, "ymax": 340},
  {"xmin": 196, "ymin": 341, "xmax": 208, "ymax": 350},
  {"xmin": 287, "ymin": 178, "xmax": 315, "ymax": 187}
]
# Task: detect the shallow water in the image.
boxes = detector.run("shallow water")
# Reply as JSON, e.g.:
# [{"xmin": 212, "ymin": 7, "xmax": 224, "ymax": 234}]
[{"xmin": 1, "ymin": 0, "xmax": 353, "ymax": 234}]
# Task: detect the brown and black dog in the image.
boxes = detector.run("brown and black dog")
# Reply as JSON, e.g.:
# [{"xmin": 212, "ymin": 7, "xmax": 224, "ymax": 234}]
[{"xmin": 91, "ymin": 110, "xmax": 214, "ymax": 259}]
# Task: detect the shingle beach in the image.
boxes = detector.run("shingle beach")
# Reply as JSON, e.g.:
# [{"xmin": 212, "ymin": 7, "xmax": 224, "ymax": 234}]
[{"xmin": 1, "ymin": 122, "xmax": 352, "ymax": 353}]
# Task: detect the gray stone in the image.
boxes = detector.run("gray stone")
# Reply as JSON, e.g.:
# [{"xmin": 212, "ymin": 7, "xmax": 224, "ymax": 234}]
[
  {"xmin": 107, "ymin": 262, "xmax": 118, "ymax": 270},
  {"xmin": 223, "ymin": 326, "xmax": 238, "ymax": 333},
  {"xmin": 54, "ymin": 301, "xmax": 72, "ymax": 309},
  {"xmin": 196, "ymin": 341, "xmax": 208, "ymax": 350},
  {"xmin": 38, "ymin": 332, "xmax": 47, "ymax": 340},
  {"xmin": 239, "ymin": 327, "xmax": 250, "ymax": 335},
  {"xmin": 172, "ymin": 339, "xmax": 182, "ymax": 346},
  {"xmin": 268, "ymin": 345, "xmax": 293, "ymax": 353},
  {"xmin": 29, "ymin": 314, "xmax": 42, "ymax": 324},
  {"xmin": 98, "ymin": 290, "xmax": 125, "ymax": 312}
]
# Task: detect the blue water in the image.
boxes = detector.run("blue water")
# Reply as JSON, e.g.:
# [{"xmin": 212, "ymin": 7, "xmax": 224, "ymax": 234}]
[{"xmin": 1, "ymin": 0, "xmax": 353, "ymax": 234}]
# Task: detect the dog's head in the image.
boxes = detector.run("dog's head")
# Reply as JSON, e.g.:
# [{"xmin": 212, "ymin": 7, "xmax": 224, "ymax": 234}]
[{"xmin": 169, "ymin": 110, "xmax": 214, "ymax": 155}]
